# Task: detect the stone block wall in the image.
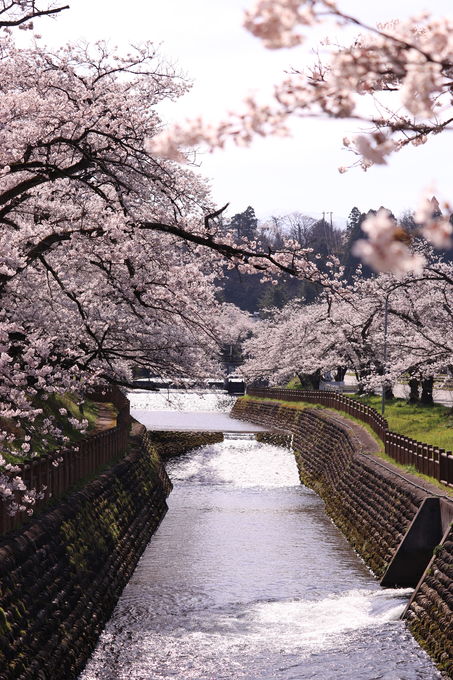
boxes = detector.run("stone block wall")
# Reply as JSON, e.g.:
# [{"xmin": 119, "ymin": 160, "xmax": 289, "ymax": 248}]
[
  {"xmin": 146, "ymin": 430, "xmax": 224, "ymax": 460},
  {"xmin": 0, "ymin": 426, "xmax": 171, "ymax": 680},
  {"xmin": 233, "ymin": 397, "xmax": 453, "ymax": 676},
  {"xmin": 406, "ymin": 525, "xmax": 453, "ymax": 677}
]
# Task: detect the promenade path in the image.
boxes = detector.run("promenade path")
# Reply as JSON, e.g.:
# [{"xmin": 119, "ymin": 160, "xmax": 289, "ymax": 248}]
[
  {"xmin": 338, "ymin": 375, "xmax": 453, "ymax": 407},
  {"xmin": 90, "ymin": 401, "xmax": 118, "ymax": 433}
]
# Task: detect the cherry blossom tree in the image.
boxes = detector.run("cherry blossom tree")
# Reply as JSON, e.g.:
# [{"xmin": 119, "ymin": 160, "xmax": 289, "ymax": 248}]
[
  {"xmin": 4, "ymin": 0, "xmax": 452, "ymax": 513},
  {"xmin": 150, "ymin": 0, "xmax": 453, "ymax": 272},
  {"xmin": 373, "ymin": 258, "xmax": 453, "ymax": 402},
  {"xmin": 0, "ymin": 2, "xmax": 335, "ymax": 513},
  {"xmin": 0, "ymin": 1, "xmax": 68, "ymax": 29},
  {"xmin": 242, "ymin": 299, "xmax": 340, "ymax": 387},
  {"xmin": 216, "ymin": 304, "xmax": 254, "ymax": 347},
  {"xmin": 243, "ymin": 252, "xmax": 453, "ymax": 399}
]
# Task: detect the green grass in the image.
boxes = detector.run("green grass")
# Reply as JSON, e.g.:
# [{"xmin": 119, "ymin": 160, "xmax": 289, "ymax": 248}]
[
  {"xmin": 240, "ymin": 393, "xmax": 323, "ymax": 411},
  {"xmin": 240, "ymin": 395, "xmax": 384, "ymax": 452},
  {"xmin": 282, "ymin": 378, "xmax": 453, "ymax": 452},
  {"xmin": 241, "ymin": 394, "xmax": 453, "ymax": 496},
  {"xmin": 285, "ymin": 376, "xmax": 304, "ymax": 389},
  {"xmin": 1, "ymin": 393, "xmax": 110, "ymax": 464},
  {"xmin": 349, "ymin": 394, "xmax": 453, "ymax": 452}
]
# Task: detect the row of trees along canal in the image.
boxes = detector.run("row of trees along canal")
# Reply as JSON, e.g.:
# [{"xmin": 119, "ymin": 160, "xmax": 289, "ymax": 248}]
[
  {"xmin": 217, "ymin": 204, "xmax": 453, "ymax": 313},
  {"xmin": 1, "ymin": 0, "xmax": 453, "ymax": 519}
]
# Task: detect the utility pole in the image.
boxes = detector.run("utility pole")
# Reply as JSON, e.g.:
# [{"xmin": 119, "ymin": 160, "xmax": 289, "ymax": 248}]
[{"xmin": 320, "ymin": 211, "xmax": 333, "ymax": 249}]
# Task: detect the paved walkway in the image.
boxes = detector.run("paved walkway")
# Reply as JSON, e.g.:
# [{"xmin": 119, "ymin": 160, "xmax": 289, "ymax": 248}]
[
  {"xmin": 329, "ymin": 375, "xmax": 453, "ymax": 407},
  {"xmin": 90, "ymin": 402, "xmax": 118, "ymax": 433}
]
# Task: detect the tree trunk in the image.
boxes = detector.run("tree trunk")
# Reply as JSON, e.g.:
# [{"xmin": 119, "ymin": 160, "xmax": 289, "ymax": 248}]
[
  {"xmin": 334, "ymin": 366, "xmax": 347, "ymax": 381},
  {"xmin": 383, "ymin": 384, "xmax": 394, "ymax": 400},
  {"xmin": 408, "ymin": 378, "xmax": 420, "ymax": 403},
  {"xmin": 376, "ymin": 362, "xmax": 393, "ymax": 400},
  {"xmin": 297, "ymin": 370, "xmax": 321, "ymax": 390},
  {"xmin": 309, "ymin": 369, "xmax": 321, "ymax": 390},
  {"xmin": 420, "ymin": 377, "xmax": 434, "ymax": 405}
]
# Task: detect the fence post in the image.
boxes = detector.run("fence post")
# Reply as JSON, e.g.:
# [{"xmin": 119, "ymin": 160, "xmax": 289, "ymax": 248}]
[{"xmin": 439, "ymin": 452, "xmax": 453, "ymax": 486}]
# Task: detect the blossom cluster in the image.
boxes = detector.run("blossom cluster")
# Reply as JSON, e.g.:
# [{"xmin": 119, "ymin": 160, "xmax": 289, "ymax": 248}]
[
  {"xmin": 149, "ymin": 1, "xmax": 453, "ymax": 271},
  {"xmin": 0, "ymin": 3, "xmax": 336, "ymax": 514},
  {"xmin": 242, "ymin": 253, "xmax": 453, "ymax": 395}
]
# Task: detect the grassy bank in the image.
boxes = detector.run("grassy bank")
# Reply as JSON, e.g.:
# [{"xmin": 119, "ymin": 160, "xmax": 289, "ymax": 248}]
[
  {"xmin": 283, "ymin": 379, "xmax": 453, "ymax": 452},
  {"xmin": 349, "ymin": 394, "xmax": 453, "ymax": 452},
  {"xmin": 239, "ymin": 394, "xmax": 384, "ymax": 452},
  {"xmin": 240, "ymin": 394, "xmax": 453, "ymax": 495},
  {"xmin": 1, "ymin": 393, "xmax": 113, "ymax": 464}
]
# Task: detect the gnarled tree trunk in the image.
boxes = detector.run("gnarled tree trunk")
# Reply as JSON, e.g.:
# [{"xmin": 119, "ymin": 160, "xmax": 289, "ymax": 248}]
[
  {"xmin": 420, "ymin": 377, "xmax": 434, "ymax": 405},
  {"xmin": 408, "ymin": 378, "xmax": 420, "ymax": 403},
  {"xmin": 334, "ymin": 366, "xmax": 347, "ymax": 382}
]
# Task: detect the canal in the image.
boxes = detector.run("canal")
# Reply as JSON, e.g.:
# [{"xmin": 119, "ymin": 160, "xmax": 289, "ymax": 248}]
[{"xmin": 80, "ymin": 391, "xmax": 440, "ymax": 679}]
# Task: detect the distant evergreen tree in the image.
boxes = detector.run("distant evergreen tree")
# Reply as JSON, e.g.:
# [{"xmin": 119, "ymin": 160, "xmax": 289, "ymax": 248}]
[
  {"xmin": 310, "ymin": 218, "xmax": 340, "ymax": 256},
  {"xmin": 343, "ymin": 207, "xmax": 362, "ymax": 243},
  {"xmin": 341, "ymin": 206, "xmax": 377, "ymax": 281},
  {"xmin": 219, "ymin": 269, "xmax": 265, "ymax": 312},
  {"xmin": 257, "ymin": 277, "xmax": 308, "ymax": 311},
  {"xmin": 230, "ymin": 206, "xmax": 258, "ymax": 242},
  {"xmin": 217, "ymin": 206, "xmax": 262, "ymax": 312}
]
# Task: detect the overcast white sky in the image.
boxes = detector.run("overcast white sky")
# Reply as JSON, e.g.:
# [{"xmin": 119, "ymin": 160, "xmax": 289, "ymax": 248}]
[{"xmin": 38, "ymin": 0, "xmax": 453, "ymax": 227}]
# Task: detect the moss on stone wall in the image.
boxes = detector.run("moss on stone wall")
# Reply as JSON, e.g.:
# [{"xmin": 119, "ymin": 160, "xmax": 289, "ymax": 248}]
[
  {"xmin": 234, "ymin": 397, "xmax": 453, "ymax": 677},
  {"xmin": 146, "ymin": 430, "xmax": 223, "ymax": 459},
  {"xmin": 0, "ymin": 426, "xmax": 171, "ymax": 680},
  {"xmin": 255, "ymin": 431, "xmax": 291, "ymax": 447},
  {"xmin": 405, "ymin": 527, "xmax": 453, "ymax": 677}
]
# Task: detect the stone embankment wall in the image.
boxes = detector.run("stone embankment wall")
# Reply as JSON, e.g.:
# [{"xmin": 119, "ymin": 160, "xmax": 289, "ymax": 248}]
[
  {"xmin": 232, "ymin": 398, "xmax": 453, "ymax": 677},
  {"xmin": 0, "ymin": 425, "xmax": 172, "ymax": 680},
  {"xmin": 147, "ymin": 430, "xmax": 223, "ymax": 459},
  {"xmin": 405, "ymin": 524, "xmax": 453, "ymax": 675}
]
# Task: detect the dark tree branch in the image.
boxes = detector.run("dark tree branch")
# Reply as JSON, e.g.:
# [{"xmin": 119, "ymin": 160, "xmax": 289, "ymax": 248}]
[{"xmin": 0, "ymin": 3, "xmax": 69, "ymax": 27}]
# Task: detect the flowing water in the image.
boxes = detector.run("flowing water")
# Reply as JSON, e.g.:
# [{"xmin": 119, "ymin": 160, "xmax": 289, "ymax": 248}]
[
  {"xmin": 81, "ymin": 392, "xmax": 440, "ymax": 680},
  {"xmin": 129, "ymin": 389, "xmax": 265, "ymax": 432}
]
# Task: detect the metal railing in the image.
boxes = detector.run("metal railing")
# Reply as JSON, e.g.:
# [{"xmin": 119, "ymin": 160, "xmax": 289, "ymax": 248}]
[
  {"xmin": 246, "ymin": 387, "xmax": 453, "ymax": 488},
  {"xmin": 0, "ymin": 387, "xmax": 131, "ymax": 536}
]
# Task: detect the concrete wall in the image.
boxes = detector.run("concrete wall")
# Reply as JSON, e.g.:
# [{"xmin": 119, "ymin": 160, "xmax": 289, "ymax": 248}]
[{"xmin": 232, "ymin": 398, "xmax": 453, "ymax": 677}]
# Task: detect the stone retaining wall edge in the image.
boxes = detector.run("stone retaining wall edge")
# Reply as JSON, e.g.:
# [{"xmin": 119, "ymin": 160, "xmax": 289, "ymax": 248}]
[{"xmin": 233, "ymin": 397, "xmax": 453, "ymax": 677}]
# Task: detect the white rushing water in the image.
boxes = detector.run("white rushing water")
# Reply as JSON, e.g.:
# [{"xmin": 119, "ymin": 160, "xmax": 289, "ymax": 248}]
[
  {"xmin": 81, "ymin": 431, "xmax": 440, "ymax": 680},
  {"xmin": 128, "ymin": 389, "xmax": 267, "ymax": 432},
  {"xmin": 128, "ymin": 389, "xmax": 236, "ymax": 413}
]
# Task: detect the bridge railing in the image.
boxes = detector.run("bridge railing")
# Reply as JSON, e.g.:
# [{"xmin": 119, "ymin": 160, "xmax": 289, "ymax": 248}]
[
  {"xmin": 246, "ymin": 386, "xmax": 453, "ymax": 488},
  {"xmin": 0, "ymin": 386, "xmax": 131, "ymax": 536}
]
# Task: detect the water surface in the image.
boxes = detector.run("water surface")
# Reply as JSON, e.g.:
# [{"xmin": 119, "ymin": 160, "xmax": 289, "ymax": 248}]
[
  {"xmin": 129, "ymin": 389, "xmax": 266, "ymax": 432},
  {"xmin": 81, "ymin": 434, "xmax": 439, "ymax": 680}
]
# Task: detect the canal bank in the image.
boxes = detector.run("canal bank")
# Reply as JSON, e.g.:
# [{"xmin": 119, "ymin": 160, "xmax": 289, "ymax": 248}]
[
  {"xmin": 81, "ymin": 430, "xmax": 440, "ymax": 679},
  {"xmin": 0, "ymin": 390, "xmax": 450, "ymax": 678},
  {"xmin": 231, "ymin": 396, "xmax": 453, "ymax": 677},
  {"xmin": 0, "ymin": 423, "xmax": 223, "ymax": 680}
]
